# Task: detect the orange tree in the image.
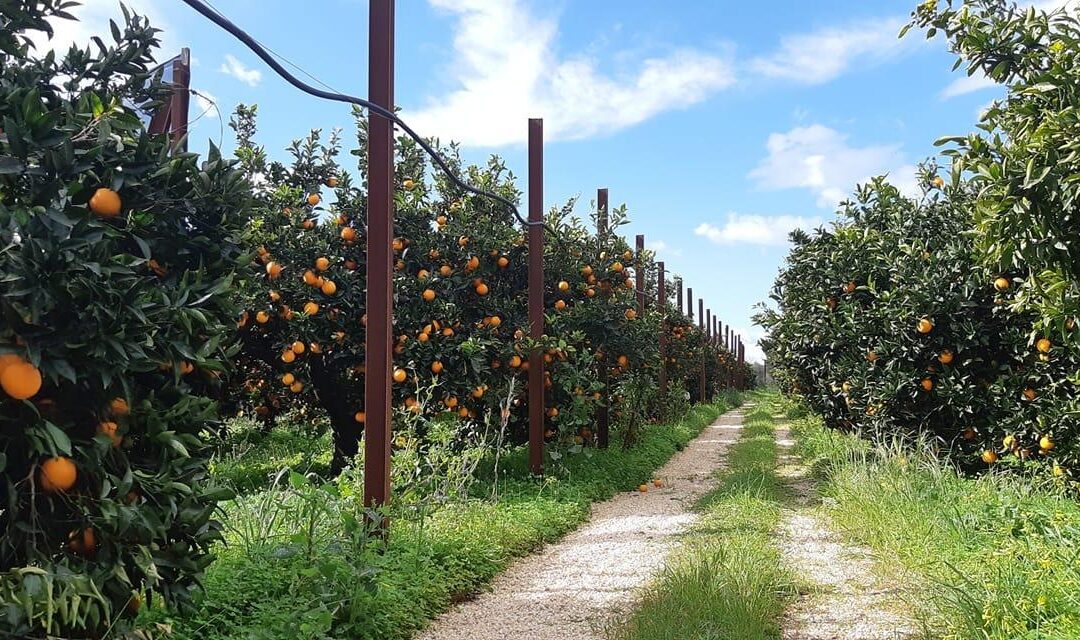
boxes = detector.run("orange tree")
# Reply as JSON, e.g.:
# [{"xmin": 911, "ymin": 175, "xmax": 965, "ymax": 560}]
[
  {"xmin": 0, "ymin": 3, "xmax": 250, "ymax": 637},
  {"xmin": 228, "ymin": 106, "xmax": 728, "ymax": 474},
  {"xmin": 758, "ymin": 169, "xmax": 1078, "ymax": 474}
]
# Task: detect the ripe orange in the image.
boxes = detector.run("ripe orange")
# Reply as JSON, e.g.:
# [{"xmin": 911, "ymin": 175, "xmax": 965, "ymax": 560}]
[
  {"xmin": 916, "ymin": 318, "xmax": 934, "ymax": 334},
  {"xmin": 354, "ymin": 411, "xmax": 366, "ymax": 423},
  {"xmin": 458, "ymin": 236, "xmax": 470, "ymax": 248},
  {"xmin": 981, "ymin": 450, "xmax": 998, "ymax": 464},
  {"xmin": 392, "ymin": 237, "xmax": 405, "ymax": 252},
  {"xmin": 265, "ymin": 262, "xmax": 283, "ymax": 279},
  {"xmin": 315, "ymin": 257, "xmax": 330, "ymax": 271},
  {"xmin": 440, "ymin": 265, "xmax": 453, "ymax": 277},
  {"xmin": 97, "ymin": 421, "xmax": 121, "ymax": 447},
  {"xmin": 489, "ymin": 316, "xmax": 502, "ymax": 328},
  {"xmin": 931, "ymin": 176, "xmax": 945, "ymax": 189},
  {"xmin": 40, "ymin": 456, "xmax": 77, "ymax": 492},
  {"xmin": 652, "ymin": 479, "xmax": 663, "ymax": 488},
  {"xmin": 466, "ymin": 256, "xmax": 480, "ymax": 271},
  {"xmin": 472, "ymin": 386, "xmax": 485, "ymax": 399},
  {"xmin": 938, "ymin": 350, "xmax": 954, "ymax": 365},
  {"xmin": 341, "ymin": 227, "xmax": 357, "ymax": 242},
  {"xmin": 624, "ymin": 308, "xmax": 637, "ymax": 321},
  {"xmin": 637, "ymin": 484, "xmax": 648, "ymax": 493},
  {"xmin": 68, "ymin": 527, "xmax": 96, "ymax": 555},
  {"xmin": 403, "ymin": 179, "xmax": 416, "ymax": 191},
  {"xmin": 1040, "ymin": 435, "xmax": 1055, "ymax": 451},
  {"xmin": 418, "ymin": 332, "xmax": 430, "ymax": 343},
  {"xmin": 307, "ymin": 193, "xmax": 321, "ymax": 206},
  {"xmin": 612, "ymin": 261, "xmax": 624, "ymax": 273},
  {"xmin": 993, "ymin": 277, "xmax": 1010, "ymax": 292},
  {"xmin": 509, "ymin": 355, "xmax": 523, "ymax": 368},
  {"xmin": 436, "ymin": 215, "xmax": 448, "ymax": 227},
  {"xmin": 920, "ymin": 378, "xmax": 934, "ymax": 391},
  {"xmin": 547, "ymin": 407, "xmax": 559, "ymax": 418},
  {"xmin": 585, "ymin": 288, "xmax": 596, "ymax": 298},
  {"xmin": 555, "ymin": 300, "xmax": 567, "ymax": 311},
  {"xmin": 1, "ymin": 361, "xmax": 42, "ymax": 399},
  {"xmin": 109, "ymin": 397, "xmax": 130, "ymax": 416},
  {"xmin": 393, "ymin": 368, "xmax": 407, "ymax": 383},
  {"xmin": 303, "ymin": 270, "xmax": 319, "ymax": 286},
  {"xmin": 290, "ymin": 381, "xmax": 304, "ymax": 393},
  {"xmin": 1023, "ymin": 387, "xmax": 1037, "ymax": 401},
  {"xmin": 281, "ymin": 350, "xmax": 296, "ymax": 363},
  {"xmin": 497, "ymin": 256, "xmax": 509, "ymax": 268},
  {"xmin": 423, "ymin": 289, "xmax": 436, "ymax": 302},
  {"xmin": 321, "ymin": 280, "xmax": 337, "ymax": 296},
  {"xmin": 291, "ymin": 341, "xmax": 306, "ymax": 354},
  {"xmin": 255, "ymin": 310, "xmax": 270, "ymax": 324},
  {"xmin": 326, "ymin": 176, "xmax": 339, "ymax": 188},
  {"xmin": 89, "ymin": 188, "xmax": 122, "ymax": 217},
  {"xmin": 866, "ymin": 350, "xmax": 878, "ymax": 363},
  {"xmin": 282, "ymin": 373, "xmax": 295, "ymax": 386},
  {"xmin": 558, "ymin": 281, "xmax": 570, "ymax": 292},
  {"xmin": 1036, "ymin": 338, "xmax": 1051, "ymax": 353},
  {"xmin": 304, "ymin": 301, "xmax": 319, "ymax": 316},
  {"xmin": 843, "ymin": 281, "xmax": 856, "ymax": 294},
  {"xmin": 475, "ymin": 282, "xmax": 490, "ymax": 296},
  {"xmin": 431, "ymin": 361, "xmax": 444, "ymax": 374}
]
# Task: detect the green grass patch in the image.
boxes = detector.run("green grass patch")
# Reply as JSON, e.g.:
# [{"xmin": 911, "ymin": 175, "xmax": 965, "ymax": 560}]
[
  {"xmin": 154, "ymin": 399, "xmax": 738, "ymax": 640},
  {"xmin": 209, "ymin": 416, "xmax": 333, "ymax": 492},
  {"xmin": 787, "ymin": 394, "xmax": 1080, "ymax": 639},
  {"xmin": 608, "ymin": 391, "xmax": 795, "ymax": 640}
]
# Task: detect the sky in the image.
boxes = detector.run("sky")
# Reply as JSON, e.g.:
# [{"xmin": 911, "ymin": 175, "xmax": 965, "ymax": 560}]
[{"xmin": 41, "ymin": 0, "xmax": 1074, "ymax": 361}]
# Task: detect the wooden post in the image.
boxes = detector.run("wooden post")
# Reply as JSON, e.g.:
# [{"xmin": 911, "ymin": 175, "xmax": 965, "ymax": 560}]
[
  {"xmin": 676, "ymin": 278, "xmax": 684, "ymax": 315},
  {"xmin": 698, "ymin": 298, "xmax": 706, "ymax": 402},
  {"xmin": 687, "ymin": 287, "xmax": 694, "ymax": 321},
  {"xmin": 364, "ymin": 0, "xmax": 395, "ymax": 516},
  {"xmin": 657, "ymin": 262, "xmax": 667, "ymax": 400},
  {"xmin": 635, "ymin": 235, "xmax": 646, "ymax": 315},
  {"xmin": 528, "ymin": 118, "xmax": 545, "ymax": 476},
  {"xmin": 596, "ymin": 188, "xmax": 610, "ymax": 449},
  {"xmin": 148, "ymin": 48, "xmax": 191, "ymax": 152}
]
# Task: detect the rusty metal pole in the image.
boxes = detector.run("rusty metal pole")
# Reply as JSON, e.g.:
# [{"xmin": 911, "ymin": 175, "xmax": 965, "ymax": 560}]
[
  {"xmin": 635, "ymin": 235, "xmax": 646, "ymax": 315},
  {"xmin": 657, "ymin": 262, "xmax": 668, "ymax": 401},
  {"xmin": 698, "ymin": 298, "xmax": 706, "ymax": 402},
  {"xmin": 172, "ymin": 49, "xmax": 191, "ymax": 151},
  {"xmin": 528, "ymin": 118, "xmax": 545, "ymax": 476},
  {"xmin": 687, "ymin": 287, "xmax": 694, "ymax": 321},
  {"xmin": 676, "ymin": 278, "xmax": 684, "ymax": 315},
  {"xmin": 364, "ymin": 0, "xmax": 395, "ymax": 516},
  {"xmin": 596, "ymin": 188, "xmax": 610, "ymax": 449}
]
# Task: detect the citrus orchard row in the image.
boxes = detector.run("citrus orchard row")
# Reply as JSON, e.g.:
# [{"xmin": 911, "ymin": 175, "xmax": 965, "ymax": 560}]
[{"xmin": 759, "ymin": 0, "xmax": 1080, "ymax": 480}]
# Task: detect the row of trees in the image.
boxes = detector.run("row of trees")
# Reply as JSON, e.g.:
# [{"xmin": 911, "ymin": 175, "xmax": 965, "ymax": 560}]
[
  {"xmin": 759, "ymin": 0, "xmax": 1080, "ymax": 478},
  {"xmin": 0, "ymin": 2, "xmax": 751, "ymax": 637}
]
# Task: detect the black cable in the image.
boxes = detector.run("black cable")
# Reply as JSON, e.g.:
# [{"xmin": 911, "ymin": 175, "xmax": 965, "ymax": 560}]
[{"xmin": 178, "ymin": 0, "xmax": 548, "ymax": 232}]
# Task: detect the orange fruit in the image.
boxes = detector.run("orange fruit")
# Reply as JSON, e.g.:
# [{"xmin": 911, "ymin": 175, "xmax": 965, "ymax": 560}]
[
  {"xmin": 866, "ymin": 350, "xmax": 878, "ymax": 362},
  {"xmin": 321, "ymin": 280, "xmax": 337, "ymax": 296},
  {"xmin": 354, "ymin": 411, "xmax": 366, "ymax": 423},
  {"xmin": 255, "ymin": 310, "xmax": 270, "ymax": 324},
  {"xmin": 326, "ymin": 176, "xmax": 339, "ymax": 188},
  {"xmin": 458, "ymin": 235, "xmax": 470, "ymax": 247},
  {"xmin": 291, "ymin": 341, "xmax": 306, "ymax": 354},
  {"xmin": 555, "ymin": 300, "xmax": 567, "ymax": 311},
  {"xmin": 1, "ymin": 361, "xmax": 42, "ymax": 399},
  {"xmin": 652, "ymin": 479, "xmax": 663, "ymax": 488},
  {"xmin": 637, "ymin": 484, "xmax": 648, "ymax": 493},
  {"xmin": 431, "ymin": 361, "xmax": 444, "ymax": 374},
  {"xmin": 282, "ymin": 373, "xmax": 296, "ymax": 386},
  {"xmin": 304, "ymin": 301, "xmax": 319, "ymax": 316},
  {"xmin": 472, "ymin": 386, "xmax": 485, "ymax": 399},
  {"xmin": 281, "ymin": 350, "xmax": 296, "ymax": 363},
  {"xmin": 938, "ymin": 350, "xmax": 954, "ymax": 365},
  {"xmin": 39, "ymin": 456, "xmax": 77, "ymax": 492},
  {"xmin": 497, "ymin": 256, "xmax": 509, "ymax": 268},
  {"xmin": 1040, "ymin": 435, "xmax": 1055, "ymax": 451},
  {"xmin": 612, "ymin": 261, "xmax": 624, "ymax": 273},
  {"xmin": 303, "ymin": 270, "xmax": 319, "ymax": 286},
  {"xmin": 97, "ymin": 421, "xmax": 121, "ymax": 447},
  {"xmin": 423, "ymin": 289, "xmax": 436, "ymax": 302},
  {"xmin": 624, "ymin": 308, "xmax": 638, "ymax": 321},
  {"xmin": 558, "ymin": 281, "xmax": 570, "ymax": 292},
  {"xmin": 341, "ymin": 227, "xmax": 357, "ymax": 242},
  {"xmin": 307, "ymin": 193, "xmax": 321, "ymax": 206},
  {"xmin": 916, "ymin": 318, "xmax": 934, "ymax": 334},
  {"xmin": 392, "ymin": 237, "xmax": 405, "ymax": 252},
  {"xmin": 89, "ymin": 188, "xmax": 122, "ymax": 217},
  {"xmin": 265, "ymin": 262, "xmax": 285, "ymax": 279},
  {"xmin": 509, "ymin": 355, "xmax": 523, "ymax": 368},
  {"xmin": 466, "ymin": 256, "xmax": 480, "ymax": 271},
  {"xmin": 489, "ymin": 316, "xmax": 502, "ymax": 328},
  {"xmin": 993, "ymin": 277, "xmax": 1010, "ymax": 292},
  {"xmin": 436, "ymin": 215, "xmax": 448, "ymax": 227},
  {"xmin": 68, "ymin": 527, "xmax": 96, "ymax": 555},
  {"xmin": 418, "ymin": 332, "xmax": 430, "ymax": 343},
  {"xmin": 109, "ymin": 397, "xmax": 130, "ymax": 416},
  {"xmin": 981, "ymin": 450, "xmax": 998, "ymax": 464},
  {"xmin": 1023, "ymin": 387, "xmax": 1037, "ymax": 401},
  {"xmin": 440, "ymin": 265, "xmax": 452, "ymax": 277},
  {"xmin": 475, "ymin": 283, "xmax": 490, "ymax": 296},
  {"xmin": 403, "ymin": 179, "xmax": 416, "ymax": 190},
  {"xmin": 843, "ymin": 281, "xmax": 856, "ymax": 294},
  {"xmin": 290, "ymin": 381, "xmax": 304, "ymax": 393},
  {"xmin": 1037, "ymin": 338, "xmax": 1051, "ymax": 353},
  {"xmin": 393, "ymin": 368, "xmax": 408, "ymax": 383},
  {"xmin": 315, "ymin": 257, "xmax": 330, "ymax": 271},
  {"xmin": 920, "ymin": 378, "xmax": 934, "ymax": 391}
]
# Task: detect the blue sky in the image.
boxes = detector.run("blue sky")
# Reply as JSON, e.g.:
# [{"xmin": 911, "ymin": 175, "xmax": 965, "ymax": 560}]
[{"xmin": 52, "ymin": 0, "xmax": 1067, "ymax": 360}]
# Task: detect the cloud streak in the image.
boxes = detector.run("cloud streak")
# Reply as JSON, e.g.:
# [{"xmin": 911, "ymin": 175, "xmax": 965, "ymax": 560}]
[
  {"xmin": 695, "ymin": 214, "xmax": 824, "ymax": 247},
  {"xmin": 406, "ymin": 0, "xmax": 735, "ymax": 147},
  {"xmin": 219, "ymin": 54, "xmax": 262, "ymax": 87}
]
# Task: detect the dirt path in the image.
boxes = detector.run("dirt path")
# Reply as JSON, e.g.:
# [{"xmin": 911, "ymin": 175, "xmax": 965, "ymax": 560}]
[
  {"xmin": 415, "ymin": 407, "xmax": 747, "ymax": 640},
  {"xmin": 775, "ymin": 423, "xmax": 919, "ymax": 640}
]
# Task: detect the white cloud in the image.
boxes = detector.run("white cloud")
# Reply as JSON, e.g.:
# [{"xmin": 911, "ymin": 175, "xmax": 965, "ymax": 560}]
[
  {"xmin": 940, "ymin": 71, "xmax": 998, "ymax": 99},
  {"xmin": 647, "ymin": 239, "xmax": 682, "ymax": 258},
  {"xmin": 694, "ymin": 214, "xmax": 823, "ymax": 247},
  {"xmin": 749, "ymin": 124, "xmax": 918, "ymax": 208},
  {"xmin": 750, "ymin": 17, "xmax": 915, "ymax": 85},
  {"xmin": 219, "ymin": 54, "xmax": 262, "ymax": 87},
  {"xmin": 406, "ymin": 0, "xmax": 735, "ymax": 147}
]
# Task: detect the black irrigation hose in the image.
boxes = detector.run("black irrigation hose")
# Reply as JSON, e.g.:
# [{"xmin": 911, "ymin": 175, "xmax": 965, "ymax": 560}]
[{"xmin": 178, "ymin": 0, "xmax": 557, "ymax": 236}]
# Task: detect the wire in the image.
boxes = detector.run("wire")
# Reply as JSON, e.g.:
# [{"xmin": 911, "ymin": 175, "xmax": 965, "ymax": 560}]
[{"xmin": 178, "ymin": 0, "xmax": 547, "ymax": 232}]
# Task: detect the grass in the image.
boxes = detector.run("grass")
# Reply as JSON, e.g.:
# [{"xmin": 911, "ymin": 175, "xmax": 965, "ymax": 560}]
[
  {"xmin": 208, "ymin": 415, "xmax": 333, "ymax": 492},
  {"xmin": 787, "ymin": 394, "xmax": 1080, "ymax": 639},
  {"xmin": 153, "ymin": 396, "xmax": 740, "ymax": 640},
  {"xmin": 608, "ymin": 391, "xmax": 795, "ymax": 640}
]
